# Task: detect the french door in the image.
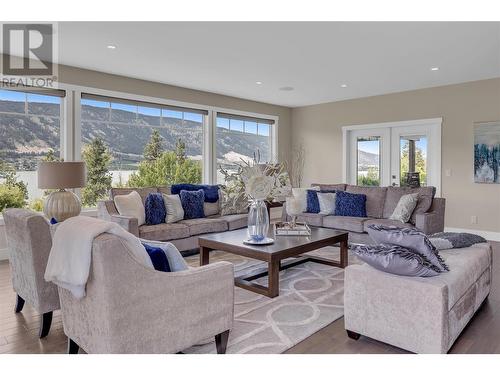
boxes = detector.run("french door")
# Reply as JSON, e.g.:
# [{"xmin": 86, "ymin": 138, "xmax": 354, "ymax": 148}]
[{"xmin": 344, "ymin": 118, "xmax": 442, "ymax": 196}]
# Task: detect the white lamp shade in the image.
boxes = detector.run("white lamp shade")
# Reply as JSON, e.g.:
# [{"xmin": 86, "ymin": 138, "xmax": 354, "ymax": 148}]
[{"xmin": 38, "ymin": 162, "xmax": 86, "ymax": 189}]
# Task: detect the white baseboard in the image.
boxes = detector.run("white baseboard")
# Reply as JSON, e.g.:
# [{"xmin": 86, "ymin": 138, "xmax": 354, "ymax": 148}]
[
  {"xmin": 444, "ymin": 227, "xmax": 500, "ymax": 242},
  {"xmin": 0, "ymin": 247, "xmax": 8, "ymax": 261}
]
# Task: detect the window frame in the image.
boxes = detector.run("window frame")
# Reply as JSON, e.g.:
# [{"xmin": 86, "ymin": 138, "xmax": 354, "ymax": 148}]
[{"xmin": 65, "ymin": 84, "xmax": 278, "ymax": 186}]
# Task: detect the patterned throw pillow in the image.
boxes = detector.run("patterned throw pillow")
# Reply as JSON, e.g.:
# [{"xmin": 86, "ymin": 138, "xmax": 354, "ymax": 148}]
[
  {"xmin": 179, "ymin": 189, "xmax": 205, "ymax": 219},
  {"xmin": 390, "ymin": 193, "xmax": 419, "ymax": 223},
  {"xmin": 334, "ymin": 191, "xmax": 367, "ymax": 217},
  {"xmin": 144, "ymin": 193, "xmax": 166, "ymax": 225},
  {"xmin": 351, "ymin": 243, "xmax": 441, "ymax": 277},
  {"xmin": 367, "ymin": 224, "xmax": 449, "ymax": 272}
]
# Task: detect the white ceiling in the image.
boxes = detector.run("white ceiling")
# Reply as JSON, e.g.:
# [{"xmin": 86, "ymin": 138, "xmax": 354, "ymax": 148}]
[{"xmin": 54, "ymin": 22, "xmax": 500, "ymax": 107}]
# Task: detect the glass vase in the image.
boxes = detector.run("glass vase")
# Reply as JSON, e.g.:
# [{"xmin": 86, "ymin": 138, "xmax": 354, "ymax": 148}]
[{"xmin": 247, "ymin": 199, "xmax": 269, "ymax": 242}]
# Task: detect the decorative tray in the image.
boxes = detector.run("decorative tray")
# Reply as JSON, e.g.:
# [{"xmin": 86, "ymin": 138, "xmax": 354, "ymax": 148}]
[{"xmin": 274, "ymin": 221, "xmax": 311, "ymax": 236}]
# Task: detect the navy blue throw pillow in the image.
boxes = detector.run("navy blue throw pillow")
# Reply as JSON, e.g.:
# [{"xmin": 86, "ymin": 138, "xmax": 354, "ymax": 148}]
[
  {"xmin": 306, "ymin": 189, "xmax": 337, "ymax": 213},
  {"xmin": 180, "ymin": 189, "xmax": 205, "ymax": 219},
  {"xmin": 334, "ymin": 191, "xmax": 367, "ymax": 217},
  {"xmin": 143, "ymin": 243, "xmax": 171, "ymax": 272},
  {"xmin": 171, "ymin": 184, "xmax": 219, "ymax": 203},
  {"xmin": 144, "ymin": 193, "xmax": 166, "ymax": 225}
]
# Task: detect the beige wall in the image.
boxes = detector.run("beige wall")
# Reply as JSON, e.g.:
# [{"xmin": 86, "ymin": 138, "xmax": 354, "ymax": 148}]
[
  {"xmin": 58, "ymin": 65, "xmax": 292, "ymax": 163},
  {"xmin": 291, "ymin": 78, "xmax": 500, "ymax": 233}
]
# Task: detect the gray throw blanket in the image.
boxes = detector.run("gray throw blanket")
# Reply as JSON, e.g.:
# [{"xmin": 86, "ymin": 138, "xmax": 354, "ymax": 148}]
[{"xmin": 429, "ymin": 232, "xmax": 487, "ymax": 250}]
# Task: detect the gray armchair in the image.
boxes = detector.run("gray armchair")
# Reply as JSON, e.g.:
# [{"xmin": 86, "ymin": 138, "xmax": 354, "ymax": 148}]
[
  {"xmin": 3, "ymin": 208, "xmax": 59, "ymax": 338},
  {"xmin": 59, "ymin": 233, "xmax": 235, "ymax": 354}
]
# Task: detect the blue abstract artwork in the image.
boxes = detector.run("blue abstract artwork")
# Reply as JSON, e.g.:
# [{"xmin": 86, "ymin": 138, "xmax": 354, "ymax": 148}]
[{"xmin": 474, "ymin": 121, "xmax": 500, "ymax": 183}]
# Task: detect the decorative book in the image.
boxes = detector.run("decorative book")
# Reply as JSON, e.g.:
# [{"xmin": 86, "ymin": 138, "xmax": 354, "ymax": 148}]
[{"xmin": 274, "ymin": 222, "xmax": 311, "ymax": 236}]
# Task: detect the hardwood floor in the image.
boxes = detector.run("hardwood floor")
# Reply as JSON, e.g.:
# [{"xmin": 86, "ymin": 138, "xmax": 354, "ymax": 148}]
[{"xmin": 0, "ymin": 242, "xmax": 498, "ymax": 354}]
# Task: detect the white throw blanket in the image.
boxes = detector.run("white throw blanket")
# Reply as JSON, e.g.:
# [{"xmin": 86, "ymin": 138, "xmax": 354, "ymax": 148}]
[{"xmin": 44, "ymin": 216, "xmax": 153, "ymax": 299}]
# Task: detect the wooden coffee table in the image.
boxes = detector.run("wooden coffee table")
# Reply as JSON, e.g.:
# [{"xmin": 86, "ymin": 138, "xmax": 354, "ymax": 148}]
[{"xmin": 198, "ymin": 227, "xmax": 348, "ymax": 298}]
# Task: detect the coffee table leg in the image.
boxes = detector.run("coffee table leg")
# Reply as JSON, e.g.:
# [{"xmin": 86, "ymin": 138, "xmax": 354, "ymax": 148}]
[
  {"xmin": 200, "ymin": 246, "xmax": 210, "ymax": 266},
  {"xmin": 268, "ymin": 259, "xmax": 280, "ymax": 298},
  {"xmin": 340, "ymin": 236, "xmax": 348, "ymax": 268}
]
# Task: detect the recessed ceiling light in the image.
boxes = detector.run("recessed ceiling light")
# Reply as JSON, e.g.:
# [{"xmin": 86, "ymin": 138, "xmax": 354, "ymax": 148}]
[
  {"xmin": 341, "ymin": 84, "xmax": 348, "ymax": 88},
  {"xmin": 431, "ymin": 67, "xmax": 439, "ymax": 71},
  {"xmin": 279, "ymin": 86, "xmax": 294, "ymax": 91},
  {"xmin": 107, "ymin": 45, "xmax": 117, "ymax": 50},
  {"xmin": 255, "ymin": 81, "xmax": 262, "ymax": 85}
]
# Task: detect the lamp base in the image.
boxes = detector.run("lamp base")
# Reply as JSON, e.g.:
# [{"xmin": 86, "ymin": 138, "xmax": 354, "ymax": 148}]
[{"xmin": 43, "ymin": 190, "xmax": 81, "ymax": 222}]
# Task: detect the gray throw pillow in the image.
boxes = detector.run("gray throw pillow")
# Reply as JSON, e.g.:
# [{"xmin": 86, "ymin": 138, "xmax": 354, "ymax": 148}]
[
  {"xmin": 351, "ymin": 243, "xmax": 441, "ymax": 277},
  {"xmin": 367, "ymin": 224, "xmax": 449, "ymax": 272},
  {"xmin": 389, "ymin": 193, "xmax": 419, "ymax": 223}
]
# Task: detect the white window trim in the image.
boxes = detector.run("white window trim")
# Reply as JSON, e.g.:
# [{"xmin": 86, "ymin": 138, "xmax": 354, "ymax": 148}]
[
  {"xmin": 342, "ymin": 117, "xmax": 442, "ymax": 196},
  {"xmin": 55, "ymin": 82, "xmax": 279, "ymax": 184}
]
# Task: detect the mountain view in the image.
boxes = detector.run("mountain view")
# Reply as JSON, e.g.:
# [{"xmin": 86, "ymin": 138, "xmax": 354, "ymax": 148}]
[
  {"xmin": 0, "ymin": 99, "xmax": 271, "ymax": 171},
  {"xmin": 357, "ymin": 149, "xmax": 379, "ymax": 171}
]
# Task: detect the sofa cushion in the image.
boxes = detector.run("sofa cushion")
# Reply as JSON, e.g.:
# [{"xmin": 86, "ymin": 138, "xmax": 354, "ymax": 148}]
[
  {"xmin": 383, "ymin": 186, "xmax": 435, "ymax": 222},
  {"xmin": 204, "ymin": 201, "xmax": 220, "ymax": 217},
  {"xmin": 323, "ymin": 215, "xmax": 368, "ymax": 233},
  {"xmin": 139, "ymin": 223, "xmax": 190, "ymax": 241},
  {"xmin": 216, "ymin": 214, "xmax": 248, "ymax": 231},
  {"xmin": 363, "ymin": 219, "xmax": 413, "ymax": 232},
  {"xmin": 311, "ymin": 183, "xmax": 347, "ymax": 191},
  {"xmin": 110, "ymin": 187, "xmax": 158, "ymax": 204},
  {"xmin": 334, "ymin": 191, "xmax": 367, "ymax": 218},
  {"xmin": 296, "ymin": 212, "xmax": 326, "ymax": 227},
  {"xmin": 181, "ymin": 218, "xmax": 228, "ymax": 236},
  {"xmin": 345, "ymin": 185, "xmax": 387, "ymax": 218}
]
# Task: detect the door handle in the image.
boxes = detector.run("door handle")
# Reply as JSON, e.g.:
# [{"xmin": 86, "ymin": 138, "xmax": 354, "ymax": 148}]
[{"xmin": 392, "ymin": 183, "xmax": 398, "ymax": 187}]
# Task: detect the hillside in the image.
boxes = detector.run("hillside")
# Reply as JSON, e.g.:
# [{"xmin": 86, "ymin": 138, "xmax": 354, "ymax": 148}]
[{"xmin": 0, "ymin": 100, "xmax": 271, "ymax": 170}]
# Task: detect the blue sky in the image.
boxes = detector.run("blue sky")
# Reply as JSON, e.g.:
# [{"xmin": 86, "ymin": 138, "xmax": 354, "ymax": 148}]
[
  {"xmin": 358, "ymin": 137, "xmax": 427, "ymax": 157},
  {"xmin": 0, "ymin": 89, "xmax": 60, "ymax": 104}
]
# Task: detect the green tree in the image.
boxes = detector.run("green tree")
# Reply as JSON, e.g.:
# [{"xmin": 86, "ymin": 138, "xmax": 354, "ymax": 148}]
[
  {"xmin": 127, "ymin": 138, "xmax": 201, "ymax": 187},
  {"xmin": 43, "ymin": 148, "xmax": 58, "ymax": 162},
  {"xmin": 143, "ymin": 129, "xmax": 164, "ymax": 161},
  {"xmin": 400, "ymin": 142, "xmax": 427, "ymax": 186},
  {"xmin": 0, "ymin": 160, "xmax": 28, "ymax": 212},
  {"xmin": 357, "ymin": 166, "xmax": 380, "ymax": 186},
  {"xmin": 82, "ymin": 137, "xmax": 113, "ymax": 207}
]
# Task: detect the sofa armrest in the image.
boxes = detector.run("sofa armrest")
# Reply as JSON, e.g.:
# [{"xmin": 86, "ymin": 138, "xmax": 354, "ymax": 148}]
[
  {"xmin": 415, "ymin": 197, "xmax": 445, "ymax": 234},
  {"xmin": 59, "ymin": 234, "xmax": 234, "ymax": 353},
  {"xmin": 110, "ymin": 215, "xmax": 139, "ymax": 237},
  {"xmin": 344, "ymin": 264, "xmax": 448, "ymax": 353}
]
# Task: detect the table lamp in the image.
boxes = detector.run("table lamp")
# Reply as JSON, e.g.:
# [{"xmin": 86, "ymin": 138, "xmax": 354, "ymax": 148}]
[{"xmin": 37, "ymin": 161, "xmax": 87, "ymax": 222}]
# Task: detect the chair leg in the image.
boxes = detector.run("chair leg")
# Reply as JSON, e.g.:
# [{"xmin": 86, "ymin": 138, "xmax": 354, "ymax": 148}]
[
  {"xmin": 215, "ymin": 330, "xmax": 230, "ymax": 354},
  {"xmin": 38, "ymin": 311, "xmax": 53, "ymax": 338},
  {"xmin": 14, "ymin": 295, "xmax": 25, "ymax": 313},
  {"xmin": 67, "ymin": 338, "xmax": 80, "ymax": 354},
  {"xmin": 346, "ymin": 330, "xmax": 361, "ymax": 340}
]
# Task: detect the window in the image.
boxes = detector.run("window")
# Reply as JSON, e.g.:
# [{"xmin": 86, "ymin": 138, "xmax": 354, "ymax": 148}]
[
  {"xmin": 0, "ymin": 88, "xmax": 64, "ymax": 208},
  {"xmin": 356, "ymin": 136, "xmax": 381, "ymax": 186},
  {"xmin": 215, "ymin": 113, "xmax": 274, "ymax": 184},
  {"xmin": 80, "ymin": 94, "xmax": 206, "ymax": 205}
]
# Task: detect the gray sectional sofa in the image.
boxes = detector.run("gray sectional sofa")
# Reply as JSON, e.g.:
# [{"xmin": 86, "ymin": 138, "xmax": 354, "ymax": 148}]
[
  {"xmin": 98, "ymin": 187, "xmax": 247, "ymax": 253},
  {"xmin": 284, "ymin": 183, "xmax": 445, "ymax": 244}
]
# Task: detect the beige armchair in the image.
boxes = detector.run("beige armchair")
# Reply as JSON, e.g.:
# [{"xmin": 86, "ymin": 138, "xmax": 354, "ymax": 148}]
[
  {"xmin": 3, "ymin": 208, "xmax": 60, "ymax": 338},
  {"xmin": 59, "ymin": 233, "xmax": 235, "ymax": 354}
]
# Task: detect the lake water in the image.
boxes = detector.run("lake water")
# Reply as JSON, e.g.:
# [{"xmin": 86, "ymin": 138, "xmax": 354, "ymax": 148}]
[{"xmin": 11, "ymin": 170, "xmax": 135, "ymax": 201}]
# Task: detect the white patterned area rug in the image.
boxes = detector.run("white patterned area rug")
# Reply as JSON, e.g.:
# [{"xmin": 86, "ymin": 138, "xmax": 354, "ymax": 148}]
[{"xmin": 184, "ymin": 247, "xmax": 359, "ymax": 354}]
